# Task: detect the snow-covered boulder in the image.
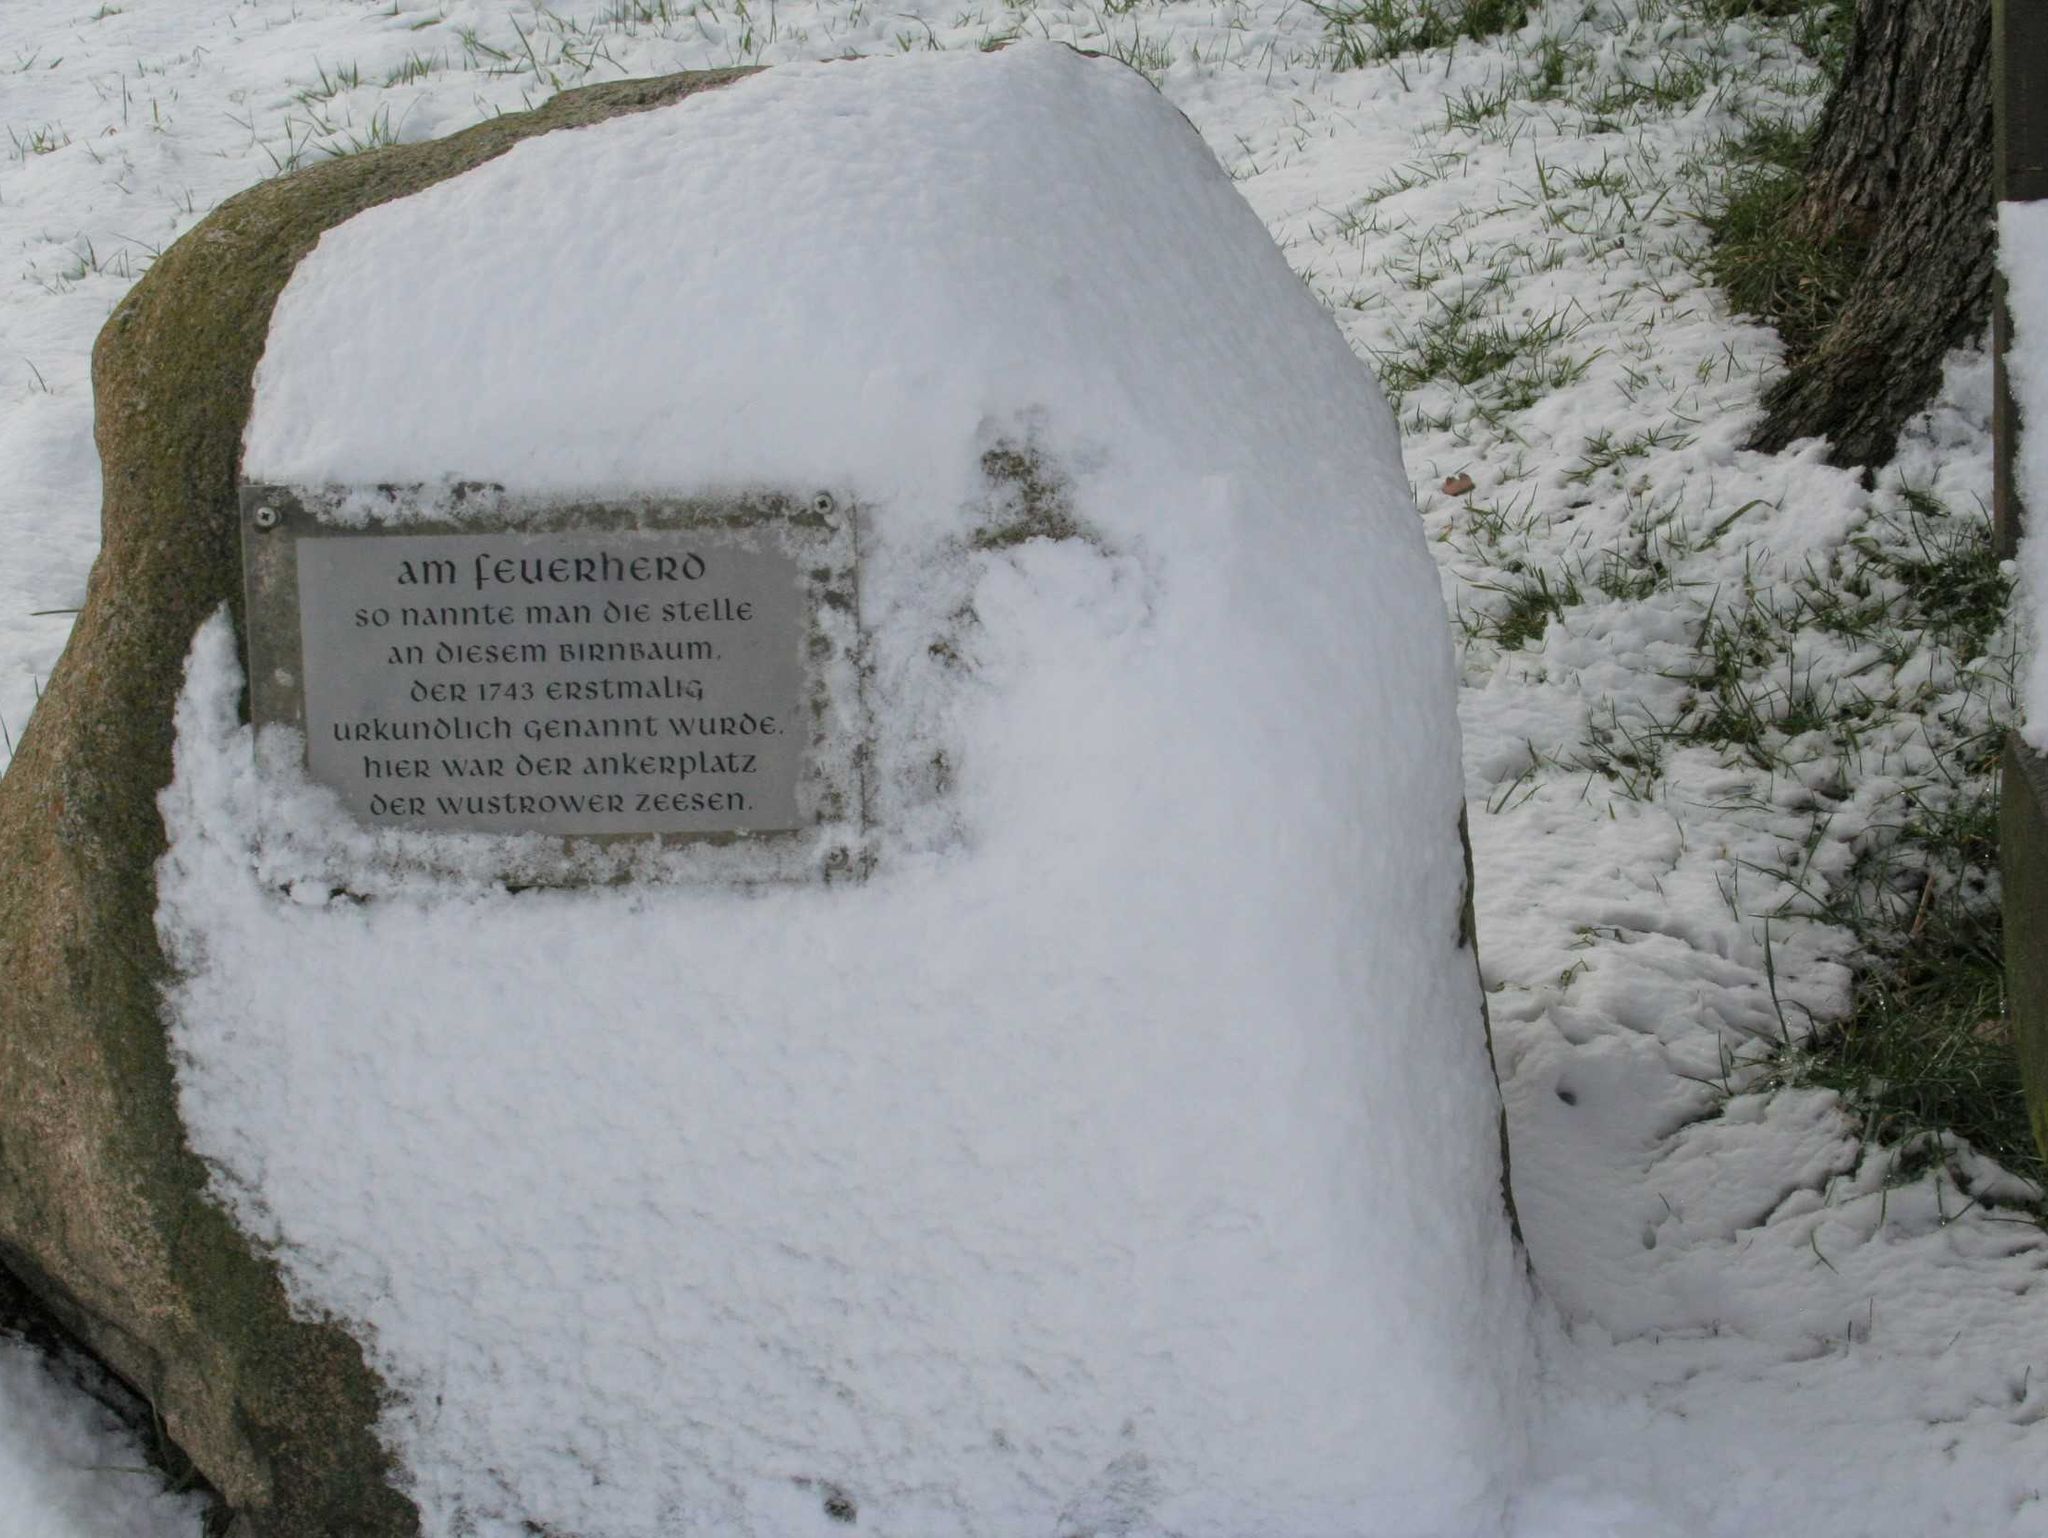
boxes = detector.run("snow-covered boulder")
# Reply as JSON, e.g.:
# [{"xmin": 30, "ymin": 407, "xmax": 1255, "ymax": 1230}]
[{"xmin": 13, "ymin": 41, "xmax": 1536, "ymax": 1538}]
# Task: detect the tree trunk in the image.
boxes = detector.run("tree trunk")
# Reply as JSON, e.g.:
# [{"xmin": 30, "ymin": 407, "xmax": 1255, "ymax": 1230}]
[{"xmin": 1748, "ymin": 0, "xmax": 1993, "ymax": 468}]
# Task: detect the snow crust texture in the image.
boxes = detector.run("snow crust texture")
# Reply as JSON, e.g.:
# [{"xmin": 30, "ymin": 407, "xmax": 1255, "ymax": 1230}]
[{"xmin": 160, "ymin": 46, "xmax": 1536, "ymax": 1538}]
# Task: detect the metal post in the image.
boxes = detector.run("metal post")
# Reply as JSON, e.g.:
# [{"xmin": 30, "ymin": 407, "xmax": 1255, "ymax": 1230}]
[{"xmin": 1998, "ymin": 0, "xmax": 2048, "ymax": 1159}]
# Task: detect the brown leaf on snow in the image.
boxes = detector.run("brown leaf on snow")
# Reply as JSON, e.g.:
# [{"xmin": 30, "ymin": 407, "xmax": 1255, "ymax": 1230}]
[{"xmin": 1442, "ymin": 473, "xmax": 1475, "ymax": 497}]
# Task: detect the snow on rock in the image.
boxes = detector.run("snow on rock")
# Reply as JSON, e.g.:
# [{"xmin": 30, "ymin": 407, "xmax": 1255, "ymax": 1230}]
[
  {"xmin": 0, "ymin": 1337, "xmax": 204, "ymax": 1538},
  {"xmin": 162, "ymin": 45, "xmax": 1535, "ymax": 1538},
  {"xmin": 2003, "ymin": 199, "xmax": 2048, "ymax": 750}
]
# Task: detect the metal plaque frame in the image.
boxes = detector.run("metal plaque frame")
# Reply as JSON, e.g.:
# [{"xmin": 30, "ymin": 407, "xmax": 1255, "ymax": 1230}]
[{"xmin": 240, "ymin": 482, "xmax": 868, "ymax": 876}]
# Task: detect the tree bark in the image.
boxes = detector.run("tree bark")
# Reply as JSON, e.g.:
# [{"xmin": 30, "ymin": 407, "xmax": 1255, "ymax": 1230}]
[{"xmin": 1748, "ymin": 0, "xmax": 1993, "ymax": 468}]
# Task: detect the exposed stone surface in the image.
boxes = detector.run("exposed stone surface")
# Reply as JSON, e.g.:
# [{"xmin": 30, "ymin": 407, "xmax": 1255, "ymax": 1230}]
[{"xmin": 0, "ymin": 68, "xmax": 752, "ymax": 1538}]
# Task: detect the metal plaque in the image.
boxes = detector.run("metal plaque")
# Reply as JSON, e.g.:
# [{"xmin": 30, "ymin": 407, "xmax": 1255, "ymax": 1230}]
[{"xmin": 241, "ymin": 485, "xmax": 862, "ymax": 843}]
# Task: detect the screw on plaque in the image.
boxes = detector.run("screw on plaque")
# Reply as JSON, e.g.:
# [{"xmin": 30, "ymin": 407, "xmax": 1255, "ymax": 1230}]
[
  {"xmin": 811, "ymin": 492, "xmax": 837, "ymax": 524},
  {"xmin": 252, "ymin": 505, "xmax": 281, "ymax": 531}
]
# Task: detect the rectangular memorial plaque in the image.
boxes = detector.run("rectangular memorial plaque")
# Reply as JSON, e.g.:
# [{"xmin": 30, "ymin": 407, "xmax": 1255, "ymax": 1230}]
[{"xmin": 241, "ymin": 486, "xmax": 862, "ymax": 845}]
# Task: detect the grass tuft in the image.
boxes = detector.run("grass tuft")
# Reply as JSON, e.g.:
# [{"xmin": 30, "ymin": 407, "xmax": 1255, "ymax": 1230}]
[
  {"xmin": 1740, "ymin": 486, "xmax": 2030, "ymax": 1196},
  {"xmin": 1471, "ymin": 567, "xmax": 1581, "ymax": 649},
  {"xmin": 1700, "ymin": 113, "xmax": 1866, "ymax": 364},
  {"xmin": 1777, "ymin": 797, "xmax": 2034, "ymax": 1193},
  {"xmin": 1700, "ymin": 0, "xmax": 1857, "ymax": 79},
  {"xmin": 1311, "ymin": 0, "xmax": 1529, "ymax": 70}
]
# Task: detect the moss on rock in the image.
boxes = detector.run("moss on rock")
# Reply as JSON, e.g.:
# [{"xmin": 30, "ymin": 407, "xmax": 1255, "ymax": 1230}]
[{"xmin": 0, "ymin": 68, "xmax": 754, "ymax": 1537}]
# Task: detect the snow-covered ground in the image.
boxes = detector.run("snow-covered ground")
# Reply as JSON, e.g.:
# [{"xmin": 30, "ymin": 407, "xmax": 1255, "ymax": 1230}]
[{"xmin": 1, "ymin": 1, "xmax": 2039, "ymax": 1535}]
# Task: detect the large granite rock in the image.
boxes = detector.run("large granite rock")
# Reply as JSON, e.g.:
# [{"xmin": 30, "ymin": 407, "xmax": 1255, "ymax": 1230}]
[{"xmin": 0, "ymin": 68, "xmax": 752, "ymax": 1538}]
